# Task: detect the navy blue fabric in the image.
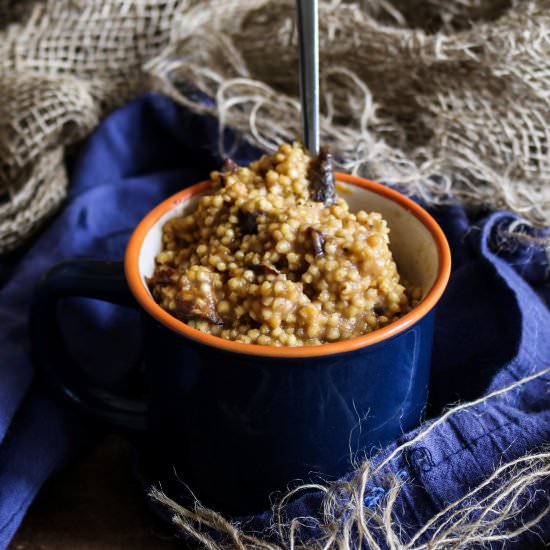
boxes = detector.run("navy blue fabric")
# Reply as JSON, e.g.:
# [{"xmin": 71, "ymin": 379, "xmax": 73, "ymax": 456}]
[{"xmin": 1, "ymin": 93, "xmax": 549, "ymax": 548}]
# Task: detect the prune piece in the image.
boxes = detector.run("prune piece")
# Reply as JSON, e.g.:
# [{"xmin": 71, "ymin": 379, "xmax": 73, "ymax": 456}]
[
  {"xmin": 219, "ymin": 158, "xmax": 238, "ymax": 186},
  {"xmin": 303, "ymin": 283, "xmax": 316, "ymax": 300},
  {"xmin": 308, "ymin": 146, "xmax": 336, "ymax": 206},
  {"xmin": 222, "ymin": 158, "xmax": 238, "ymax": 172},
  {"xmin": 238, "ymin": 209, "xmax": 259, "ymax": 235},
  {"xmin": 175, "ymin": 295, "xmax": 224, "ymax": 325},
  {"xmin": 147, "ymin": 267, "xmax": 177, "ymax": 291},
  {"xmin": 306, "ymin": 227, "xmax": 325, "ymax": 257}
]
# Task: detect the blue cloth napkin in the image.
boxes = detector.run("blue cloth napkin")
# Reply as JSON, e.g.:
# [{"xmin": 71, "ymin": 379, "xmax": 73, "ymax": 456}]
[{"xmin": 1, "ymin": 93, "xmax": 549, "ymax": 548}]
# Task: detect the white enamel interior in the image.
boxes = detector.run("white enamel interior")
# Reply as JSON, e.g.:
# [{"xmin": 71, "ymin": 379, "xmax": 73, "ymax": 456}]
[{"xmin": 139, "ymin": 182, "xmax": 439, "ymax": 299}]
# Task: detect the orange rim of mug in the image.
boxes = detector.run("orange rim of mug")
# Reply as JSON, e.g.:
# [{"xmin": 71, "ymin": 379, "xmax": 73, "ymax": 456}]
[{"xmin": 125, "ymin": 173, "xmax": 451, "ymax": 358}]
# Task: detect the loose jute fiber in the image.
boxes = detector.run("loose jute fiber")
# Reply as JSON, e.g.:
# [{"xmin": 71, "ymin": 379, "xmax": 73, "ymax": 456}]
[
  {"xmin": 151, "ymin": 368, "xmax": 550, "ymax": 549},
  {"xmin": 0, "ymin": 0, "xmax": 549, "ymax": 254}
]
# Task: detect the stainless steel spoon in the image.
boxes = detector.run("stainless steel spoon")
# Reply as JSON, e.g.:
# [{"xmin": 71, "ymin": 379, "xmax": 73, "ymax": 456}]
[{"xmin": 296, "ymin": 0, "xmax": 320, "ymax": 155}]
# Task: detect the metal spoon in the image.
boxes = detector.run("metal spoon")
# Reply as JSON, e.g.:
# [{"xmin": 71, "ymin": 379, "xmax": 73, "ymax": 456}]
[{"xmin": 296, "ymin": 0, "xmax": 320, "ymax": 155}]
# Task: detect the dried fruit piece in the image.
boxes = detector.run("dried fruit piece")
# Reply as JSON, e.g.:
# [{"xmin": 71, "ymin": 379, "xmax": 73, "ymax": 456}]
[
  {"xmin": 175, "ymin": 295, "xmax": 224, "ymax": 325},
  {"xmin": 222, "ymin": 158, "xmax": 238, "ymax": 173},
  {"xmin": 219, "ymin": 158, "xmax": 238, "ymax": 186},
  {"xmin": 147, "ymin": 267, "xmax": 177, "ymax": 291},
  {"xmin": 306, "ymin": 227, "xmax": 325, "ymax": 257},
  {"xmin": 238, "ymin": 209, "xmax": 259, "ymax": 234},
  {"xmin": 309, "ymin": 146, "xmax": 336, "ymax": 206}
]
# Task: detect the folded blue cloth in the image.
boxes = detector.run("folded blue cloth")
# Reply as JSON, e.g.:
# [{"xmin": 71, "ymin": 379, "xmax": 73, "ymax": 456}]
[{"xmin": 0, "ymin": 93, "xmax": 549, "ymax": 548}]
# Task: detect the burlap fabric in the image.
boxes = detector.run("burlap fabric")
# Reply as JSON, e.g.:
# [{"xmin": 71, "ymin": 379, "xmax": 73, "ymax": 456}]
[{"xmin": 0, "ymin": 0, "xmax": 548, "ymax": 254}]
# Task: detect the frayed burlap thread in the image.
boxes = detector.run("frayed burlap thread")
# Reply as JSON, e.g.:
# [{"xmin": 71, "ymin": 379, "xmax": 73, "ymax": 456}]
[
  {"xmin": 151, "ymin": 366, "xmax": 550, "ymax": 550},
  {"xmin": 147, "ymin": 0, "xmax": 550, "ymax": 225},
  {"xmin": 0, "ymin": 0, "xmax": 549, "ymax": 253},
  {"xmin": 0, "ymin": 0, "xmax": 181, "ymax": 253}
]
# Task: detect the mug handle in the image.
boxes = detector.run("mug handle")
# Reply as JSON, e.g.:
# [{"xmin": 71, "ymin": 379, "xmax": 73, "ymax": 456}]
[{"xmin": 30, "ymin": 259, "xmax": 148, "ymax": 433}]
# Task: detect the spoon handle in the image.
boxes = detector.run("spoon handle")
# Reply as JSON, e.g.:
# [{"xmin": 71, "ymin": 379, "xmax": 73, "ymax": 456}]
[{"xmin": 296, "ymin": 0, "xmax": 320, "ymax": 155}]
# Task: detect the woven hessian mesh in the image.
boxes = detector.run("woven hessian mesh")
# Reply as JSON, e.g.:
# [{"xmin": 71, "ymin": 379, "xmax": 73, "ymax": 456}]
[{"xmin": 0, "ymin": 0, "xmax": 548, "ymax": 253}]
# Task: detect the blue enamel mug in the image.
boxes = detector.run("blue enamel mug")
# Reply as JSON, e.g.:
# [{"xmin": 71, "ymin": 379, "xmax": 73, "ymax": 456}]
[{"xmin": 30, "ymin": 173, "xmax": 450, "ymax": 515}]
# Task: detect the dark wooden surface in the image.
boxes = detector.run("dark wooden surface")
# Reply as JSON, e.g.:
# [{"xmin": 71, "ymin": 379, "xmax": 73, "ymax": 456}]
[{"xmin": 9, "ymin": 435, "xmax": 182, "ymax": 549}]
